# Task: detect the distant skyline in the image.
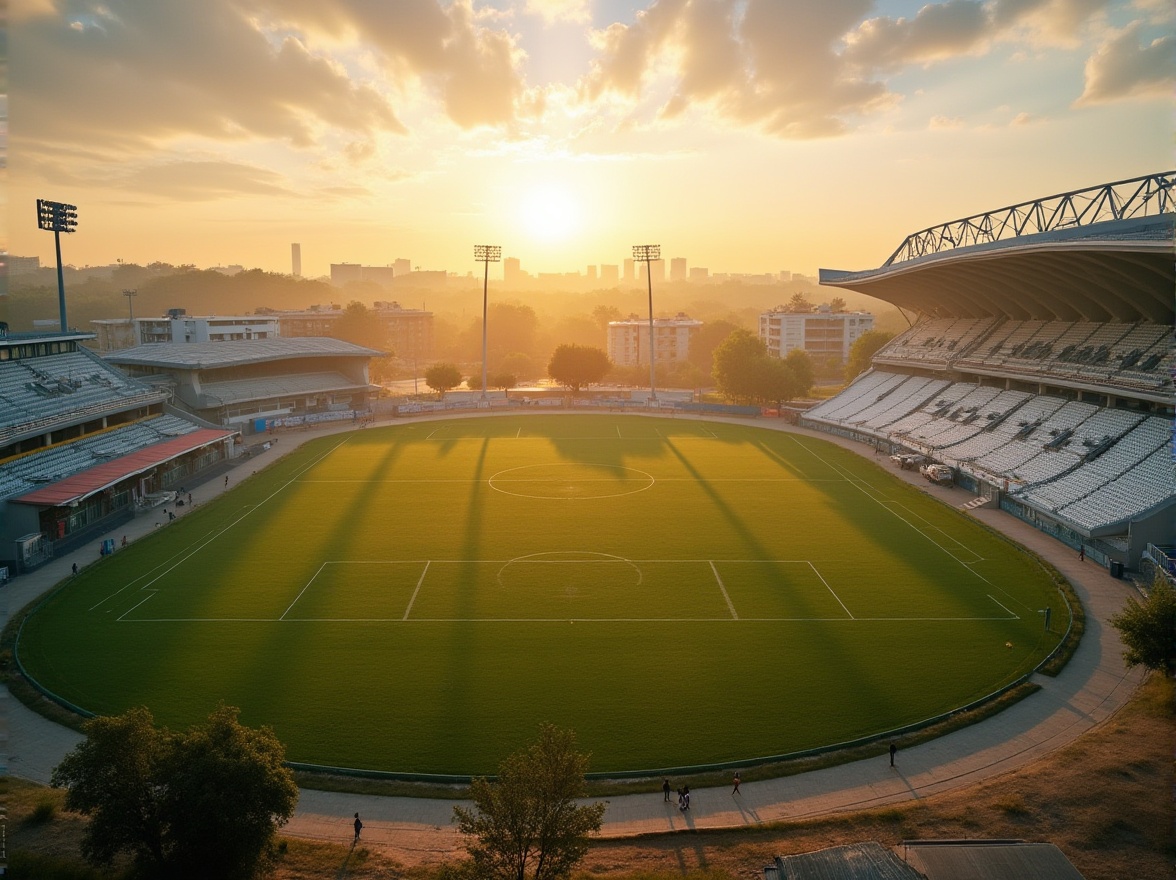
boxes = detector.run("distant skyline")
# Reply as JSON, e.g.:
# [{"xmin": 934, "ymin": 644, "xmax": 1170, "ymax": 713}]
[{"xmin": 7, "ymin": 1, "xmax": 1173, "ymax": 280}]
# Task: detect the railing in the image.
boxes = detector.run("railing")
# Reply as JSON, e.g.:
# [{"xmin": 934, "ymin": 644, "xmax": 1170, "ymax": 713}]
[{"xmin": 885, "ymin": 171, "xmax": 1175, "ymax": 266}]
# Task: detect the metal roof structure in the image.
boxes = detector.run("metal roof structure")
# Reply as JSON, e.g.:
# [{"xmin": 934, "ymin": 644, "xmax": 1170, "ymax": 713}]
[
  {"xmin": 10, "ymin": 428, "xmax": 234, "ymax": 507},
  {"xmin": 104, "ymin": 337, "xmax": 383, "ymax": 370},
  {"xmin": 820, "ymin": 172, "xmax": 1175, "ymax": 324}
]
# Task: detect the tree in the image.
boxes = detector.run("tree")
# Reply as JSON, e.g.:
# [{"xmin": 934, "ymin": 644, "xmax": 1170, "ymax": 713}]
[
  {"xmin": 425, "ymin": 362, "xmax": 463, "ymax": 396},
  {"xmin": 547, "ymin": 344, "xmax": 610, "ymax": 394},
  {"xmin": 1110, "ymin": 575, "xmax": 1176, "ymax": 673},
  {"xmin": 489, "ymin": 372, "xmax": 518, "ymax": 397},
  {"xmin": 591, "ymin": 304, "xmax": 623, "ymax": 332},
  {"xmin": 754, "ymin": 357, "xmax": 802, "ymax": 407},
  {"xmin": 453, "ymin": 724, "xmax": 605, "ymax": 880},
  {"xmin": 784, "ymin": 349, "xmax": 814, "ymax": 397},
  {"xmin": 687, "ymin": 319, "xmax": 743, "ymax": 374},
  {"xmin": 52, "ymin": 705, "xmax": 298, "ymax": 880},
  {"xmin": 500, "ymin": 351, "xmax": 537, "ymax": 381},
  {"xmin": 845, "ymin": 330, "xmax": 896, "ymax": 381},
  {"xmin": 333, "ymin": 301, "xmax": 391, "ymax": 353},
  {"xmin": 786, "ymin": 291, "xmax": 812, "ymax": 313},
  {"xmin": 711, "ymin": 329, "xmax": 767, "ymax": 403},
  {"xmin": 829, "ymin": 296, "xmax": 847, "ymax": 313}
]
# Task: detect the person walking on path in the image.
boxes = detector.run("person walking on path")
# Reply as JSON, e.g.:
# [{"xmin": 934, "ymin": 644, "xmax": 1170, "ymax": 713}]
[
  {"xmin": 1078, "ymin": 545, "xmax": 1085, "ymax": 562},
  {"xmin": 663, "ymin": 778, "xmax": 671, "ymax": 802},
  {"xmin": 71, "ymin": 562, "xmax": 77, "ymax": 577},
  {"xmin": 353, "ymin": 812, "xmax": 363, "ymax": 843},
  {"xmin": 889, "ymin": 742, "xmax": 897, "ymax": 767},
  {"xmin": 682, "ymin": 786, "xmax": 691, "ymax": 811},
  {"xmin": 732, "ymin": 771, "xmax": 741, "ymax": 795},
  {"xmin": 224, "ymin": 474, "xmax": 229, "ymax": 488}
]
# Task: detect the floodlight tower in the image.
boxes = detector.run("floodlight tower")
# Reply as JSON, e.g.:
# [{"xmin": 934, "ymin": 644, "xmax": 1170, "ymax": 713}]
[
  {"xmin": 474, "ymin": 244, "xmax": 501, "ymax": 401},
  {"xmin": 37, "ymin": 199, "xmax": 79, "ymax": 332},
  {"xmin": 632, "ymin": 244, "xmax": 661, "ymax": 402}
]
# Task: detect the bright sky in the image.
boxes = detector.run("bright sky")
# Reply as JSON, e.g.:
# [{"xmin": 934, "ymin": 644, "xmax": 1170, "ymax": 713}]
[{"xmin": 7, "ymin": 0, "xmax": 1173, "ymax": 279}]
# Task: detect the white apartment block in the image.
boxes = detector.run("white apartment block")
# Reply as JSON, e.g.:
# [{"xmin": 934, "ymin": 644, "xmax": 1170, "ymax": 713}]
[
  {"xmin": 92, "ymin": 312, "xmax": 280, "ymax": 351},
  {"xmin": 759, "ymin": 305, "xmax": 874, "ymax": 363},
  {"xmin": 607, "ymin": 313, "xmax": 702, "ymax": 367}
]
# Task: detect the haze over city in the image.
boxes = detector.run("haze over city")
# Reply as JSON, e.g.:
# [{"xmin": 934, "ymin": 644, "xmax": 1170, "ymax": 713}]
[{"xmin": 7, "ymin": 0, "xmax": 1173, "ymax": 279}]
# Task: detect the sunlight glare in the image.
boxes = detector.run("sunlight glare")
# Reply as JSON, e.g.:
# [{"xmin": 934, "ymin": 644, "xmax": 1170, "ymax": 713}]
[{"xmin": 520, "ymin": 185, "xmax": 580, "ymax": 243}]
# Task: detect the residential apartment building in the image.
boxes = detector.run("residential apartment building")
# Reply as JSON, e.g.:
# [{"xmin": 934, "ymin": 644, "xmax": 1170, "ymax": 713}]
[
  {"xmin": 607, "ymin": 312, "xmax": 702, "ymax": 367},
  {"xmin": 759, "ymin": 304, "xmax": 874, "ymax": 363},
  {"xmin": 91, "ymin": 312, "xmax": 280, "ymax": 351}
]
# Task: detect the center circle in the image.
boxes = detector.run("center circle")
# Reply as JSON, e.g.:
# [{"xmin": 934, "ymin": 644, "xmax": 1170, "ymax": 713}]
[{"xmin": 488, "ymin": 463, "xmax": 655, "ymax": 499}]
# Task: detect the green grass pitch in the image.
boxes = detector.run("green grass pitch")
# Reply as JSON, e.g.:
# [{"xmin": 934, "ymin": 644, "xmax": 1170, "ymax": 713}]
[{"xmin": 19, "ymin": 415, "xmax": 1066, "ymax": 775}]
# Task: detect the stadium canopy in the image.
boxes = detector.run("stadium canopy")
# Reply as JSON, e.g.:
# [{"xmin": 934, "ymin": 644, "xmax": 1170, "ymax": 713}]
[
  {"xmin": 105, "ymin": 336, "xmax": 384, "ymax": 370},
  {"xmin": 10, "ymin": 428, "xmax": 233, "ymax": 507},
  {"xmin": 820, "ymin": 172, "xmax": 1175, "ymax": 324}
]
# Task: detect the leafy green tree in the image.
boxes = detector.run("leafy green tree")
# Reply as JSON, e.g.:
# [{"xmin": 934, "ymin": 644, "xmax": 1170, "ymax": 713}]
[
  {"xmin": 334, "ymin": 301, "xmax": 392, "ymax": 353},
  {"xmin": 591, "ymin": 304, "xmax": 623, "ymax": 332},
  {"xmin": 1110, "ymin": 575, "xmax": 1176, "ymax": 673},
  {"xmin": 711, "ymin": 329, "xmax": 767, "ymax": 403},
  {"xmin": 499, "ymin": 352, "xmax": 538, "ymax": 381},
  {"xmin": 489, "ymin": 372, "xmax": 518, "ymax": 396},
  {"xmin": 453, "ymin": 724, "xmax": 605, "ymax": 880},
  {"xmin": 786, "ymin": 291, "xmax": 812, "ymax": 313},
  {"xmin": 829, "ymin": 296, "xmax": 847, "ymax": 313},
  {"xmin": 547, "ymin": 344, "xmax": 610, "ymax": 394},
  {"xmin": 425, "ymin": 362, "xmax": 464, "ymax": 396},
  {"xmin": 52, "ymin": 705, "xmax": 298, "ymax": 880},
  {"xmin": 755, "ymin": 357, "xmax": 802, "ymax": 407},
  {"xmin": 845, "ymin": 330, "xmax": 896, "ymax": 381},
  {"xmin": 687, "ymin": 319, "xmax": 742, "ymax": 373},
  {"xmin": 784, "ymin": 349, "xmax": 814, "ymax": 397}
]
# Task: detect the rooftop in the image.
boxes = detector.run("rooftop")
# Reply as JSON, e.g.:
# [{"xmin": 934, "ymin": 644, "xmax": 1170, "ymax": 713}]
[{"xmin": 104, "ymin": 337, "xmax": 383, "ymax": 370}]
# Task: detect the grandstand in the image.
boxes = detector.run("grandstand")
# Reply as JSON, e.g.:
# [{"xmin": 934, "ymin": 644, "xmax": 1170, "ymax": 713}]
[
  {"xmin": 809, "ymin": 172, "xmax": 1174, "ymax": 571},
  {"xmin": 0, "ymin": 330, "xmax": 238, "ymax": 575}
]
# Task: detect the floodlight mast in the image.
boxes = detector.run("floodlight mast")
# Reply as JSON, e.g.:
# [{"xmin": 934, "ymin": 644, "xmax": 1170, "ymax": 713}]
[
  {"xmin": 632, "ymin": 244, "xmax": 661, "ymax": 403},
  {"xmin": 37, "ymin": 199, "xmax": 79, "ymax": 332},
  {"xmin": 474, "ymin": 245, "xmax": 501, "ymax": 401}
]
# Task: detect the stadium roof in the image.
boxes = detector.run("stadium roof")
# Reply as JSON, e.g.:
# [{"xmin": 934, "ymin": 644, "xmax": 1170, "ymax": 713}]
[
  {"xmin": 10, "ymin": 428, "xmax": 234, "ymax": 507},
  {"xmin": 105, "ymin": 337, "xmax": 383, "ymax": 370},
  {"xmin": 820, "ymin": 173, "xmax": 1175, "ymax": 324}
]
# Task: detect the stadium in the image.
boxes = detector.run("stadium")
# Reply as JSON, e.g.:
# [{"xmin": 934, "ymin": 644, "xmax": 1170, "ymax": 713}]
[{"xmin": 3, "ymin": 173, "xmax": 1173, "ymax": 781}]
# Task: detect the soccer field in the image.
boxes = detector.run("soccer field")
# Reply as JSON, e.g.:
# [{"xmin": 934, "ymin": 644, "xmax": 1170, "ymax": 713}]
[{"xmin": 19, "ymin": 415, "xmax": 1067, "ymax": 775}]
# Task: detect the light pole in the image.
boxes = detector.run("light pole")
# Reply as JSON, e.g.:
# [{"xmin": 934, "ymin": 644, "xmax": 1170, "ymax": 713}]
[
  {"xmin": 474, "ymin": 245, "xmax": 501, "ymax": 402},
  {"xmin": 632, "ymin": 244, "xmax": 661, "ymax": 403},
  {"xmin": 37, "ymin": 199, "xmax": 78, "ymax": 332},
  {"xmin": 123, "ymin": 289, "xmax": 137, "ymax": 345}
]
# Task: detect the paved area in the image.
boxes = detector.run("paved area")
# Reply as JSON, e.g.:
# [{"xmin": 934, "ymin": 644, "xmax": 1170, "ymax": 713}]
[{"xmin": 0, "ymin": 412, "xmax": 1145, "ymax": 864}]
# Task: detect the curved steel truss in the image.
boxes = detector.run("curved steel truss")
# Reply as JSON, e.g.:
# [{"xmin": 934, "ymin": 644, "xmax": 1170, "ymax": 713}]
[{"xmin": 885, "ymin": 171, "xmax": 1175, "ymax": 266}]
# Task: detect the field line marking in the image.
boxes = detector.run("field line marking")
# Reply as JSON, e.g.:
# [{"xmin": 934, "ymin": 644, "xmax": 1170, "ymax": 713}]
[
  {"xmin": 616, "ymin": 425, "xmax": 622, "ymax": 439},
  {"xmin": 280, "ymin": 562, "xmax": 328, "ymax": 620},
  {"xmin": 117, "ymin": 591, "xmax": 157, "ymax": 621},
  {"xmin": 403, "ymin": 561, "xmax": 431, "ymax": 621},
  {"xmin": 516, "ymin": 427, "xmax": 522, "ymax": 438},
  {"xmin": 121, "ymin": 614, "xmax": 1019, "ymax": 623},
  {"xmin": 757, "ymin": 441, "xmax": 811, "ymax": 480},
  {"xmin": 987, "ymin": 594, "xmax": 1018, "ymax": 618},
  {"xmin": 94, "ymin": 437, "xmax": 352, "ymax": 612},
  {"xmin": 709, "ymin": 561, "xmax": 739, "ymax": 620},
  {"xmin": 808, "ymin": 561, "xmax": 855, "ymax": 619}
]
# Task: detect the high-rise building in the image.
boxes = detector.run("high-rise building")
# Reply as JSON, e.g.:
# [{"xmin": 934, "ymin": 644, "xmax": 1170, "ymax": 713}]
[
  {"xmin": 758, "ymin": 304, "xmax": 874, "ymax": 363},
  {"xmin": 607, "ymin": 312, "xmax": 702, "ymax": 367},
  {"xmin": 600, "ymin": 264, "xmax": 619, "ymax": 284},
  {"xmin": 639, "ymin": 261, "xmax": 666, "ymax": 284},
  {"xmin": 670, "ymin": 257, "xmax": 687, "ymax": 281},
  {"xmin": 393, "ymin": 258, "xmax": 412, "ymax": 276},
  {"xmin": 688, "ymin": 267, "xmax": 709, "ymax": 282},
  {"xmin": 330, "ymin": 263, "xmax": 364, "ymax": 285},
  {"xmin": 291, "ymin": 243, "xmax": 302, "ymax": 277},
  {"xmin": 586, "ymin": 265, "xmax": 597, "ymax": 281},
  {"xmin": 504, "ymin": 257, "xmax": 523, "ymax": 285},
  {"xmin": 623, "ymin": 258, "xmax": 634, "ymax": 282}
]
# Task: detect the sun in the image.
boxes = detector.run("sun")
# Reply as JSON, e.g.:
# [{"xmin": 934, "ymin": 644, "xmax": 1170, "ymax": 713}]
[{"xmin": 519, "ymin": 185, "xmax": 580, "ymax": 243}]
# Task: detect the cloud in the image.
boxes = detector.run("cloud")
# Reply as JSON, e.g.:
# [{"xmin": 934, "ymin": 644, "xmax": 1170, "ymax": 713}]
[
  {"xmin": 526, "ymin": 0, "xmax": 592, "ymax": 26},
  {"xmin": 1076, "ymin": 21, "xmax": 1176, "ymax": 103},
  {"xmin": 582, "ymin": 0, "xmax": 891, "ymax": 139},
  {"xmin": 120, "ymin": 160, "xmax": 298, "ymax": 202},
  {"xmin": 929, "ymin": 114, "xmax": 967, "ymax": 129},
  {"xmin": 13, "ymin": 0, "xmax": 404, "ymax": 158},
  {"xmin": 845, "ymin": 0, "xmax": 990, "ymax": 70}
]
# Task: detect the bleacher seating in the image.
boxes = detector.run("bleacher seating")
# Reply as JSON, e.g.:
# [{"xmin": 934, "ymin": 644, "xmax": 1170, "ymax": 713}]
[{"xmin": 0, "ymin": 415, "xmax": 202, "ymax": 502}]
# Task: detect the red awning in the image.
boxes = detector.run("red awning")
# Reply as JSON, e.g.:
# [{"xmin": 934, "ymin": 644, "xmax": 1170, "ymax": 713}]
[{"xmin": 11, "ymin": 428, "xmax": 235, "ymax": 507}]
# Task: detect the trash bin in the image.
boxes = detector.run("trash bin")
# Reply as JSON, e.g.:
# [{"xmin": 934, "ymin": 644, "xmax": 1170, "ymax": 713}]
[{"xmin": 1109, "ymin": 560, "xmax": 1124, "ymax": 579}]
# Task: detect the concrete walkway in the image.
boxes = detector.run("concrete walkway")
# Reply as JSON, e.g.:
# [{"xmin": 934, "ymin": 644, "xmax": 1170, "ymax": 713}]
[{"xmin": 0, "ymin": 412, "xmax": 1145, "ymax": 864}]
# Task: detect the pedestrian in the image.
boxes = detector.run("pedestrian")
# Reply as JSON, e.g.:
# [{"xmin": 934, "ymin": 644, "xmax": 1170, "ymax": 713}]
[
  {"xmin": 121, "ymin": 535, "xmax": 127, "ymax": 548},
  {"xmin": 224, "ymin": 474, "xmax": 229, "ymax": 488},
  {"xmin": 188, "ymin": 493, "xmax": 192, "ymax": 506},
  {"xmin": 1078, "ymin": 545, "xmax": 1085, "ymax": 563},
  {"xmin": 682, "ymin": 786, "xmax": 691, "ymax": 811},
  {"xmin": 889, "ymin": 742, "xmax": 897, "ymax": 767},
  {"xmin": 72, "ymin": 562, "xmax": 78, "ymax": 577},
  {"xmin": 732, "ymin": 771, "xmax": 741, "ymax": 794},
  {"xmin": 663, "ymin": 778, "xmax": 671, "ymax": 802},
  {"xmin": 353, "ymin": 812, "xmax": 363, "ymax": 842},
  {"xmin": 677, "ymin": 787, "xmax": 685, "ymax": 811}
]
